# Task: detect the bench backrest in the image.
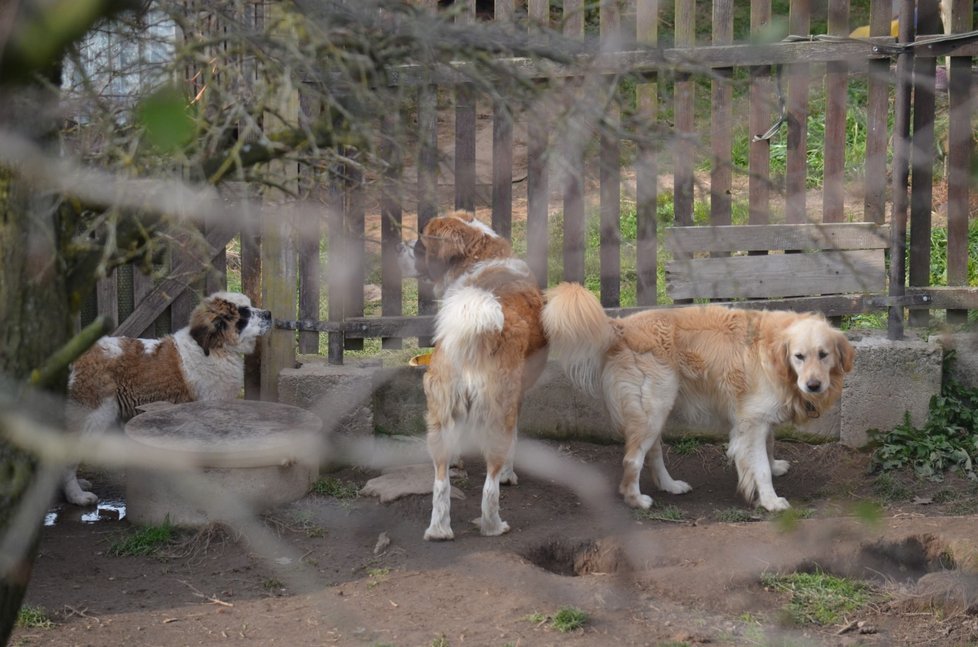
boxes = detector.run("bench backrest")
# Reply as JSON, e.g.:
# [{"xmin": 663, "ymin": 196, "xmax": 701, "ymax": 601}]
[{"xmin": 665, "ymin": 223, "xmax": 890, "ymax": 309}]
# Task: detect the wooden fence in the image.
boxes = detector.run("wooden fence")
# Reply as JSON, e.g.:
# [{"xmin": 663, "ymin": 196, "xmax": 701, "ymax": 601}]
[{"xmin": 84, "ymin": 0, "xmax": 978, "ymax": 399}]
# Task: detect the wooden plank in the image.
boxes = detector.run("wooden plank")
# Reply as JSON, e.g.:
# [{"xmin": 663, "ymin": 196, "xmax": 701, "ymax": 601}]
[
  {"xmin": 416, "ymin": 82, "xmax": 438, "ymax": 347},
  {"xmin": 863, "ymin": 0, "xmax": 891, "ymax": 225},
  {"xmin": 748, "ymin": 0, "xmax": 772, "ymax": 226},
  {"xmin": 454, "ymin": 84, "xmax": 476, "ymax": 212},
  {"xmin": 297, "ymin": 88, "xmax": 322, "ymax": 355},
  {"xmin": 635, "ymin": 0, "xmax": 658, "ymax": 306},
  {"xmin": 784, "ymin": 0, "xmax": 810, "ymax": 224},
  {"xmin": 240, "ymin": 211, "xmax": 262, "ymax": 401},
  {"xmin": 96, "ymin": 272, "xmax": 119, "ymax": 331},
  {"xmin": 609, "ymin": 294, "xmax": 880, "ymax": 318},
  {"xmin": 381, "ymin": 111, "xmax": 403, "ymax": 350},
  {"xmin": 946, "ymin": 0, "xmax": 973, "ymax": 325},
  {"xmin": 561, "ymin": 0, "xmax": 585, "ymax": 285},
  {"xmin": 326, "ymin": 181, "xmax": 346, "ymax": 363},
  {"xmin": 491, "ymin": 0, "xmax": 514, "ymax": 241},
  {"xmin": 599, "ymin": 0, "xmax": 621, "ymax": 307},
  {"xmin": 526, "ymin": 101, "xmax": 549, "ymax": 289},
  {"xmin": 380, "ymin": 40, "xmax": 898, "ymax": 88},
  {"xmin": 115, "ymin": 223, "xmax": 237, "ymax": 337},
  {"xmin": 673, "ymin": 0, "xmax": 695, "ymax": 228},
  {"xmin": 666, "ymin": 250, "xmax": 886, "ymax": 300},
  {"xmin": 528, "ymin": 0, "xmax": 548, "ymax": 25},
  {"xmin": 491, "ymin": 102, "xmax": 513, "ymax": 239},
  {"xmin": 822, "ymin": 0, "xmax": 849, "ymax": 223},
  {"xmin": 131, "ymin": 260, "xmax": 156, "ymax": 338},
  {"xmin": 666, "ymin": 223, "xmax": 890, "ymax": 255},
  {"xmin": 710, "ymin": 0, "xmax": 733, "ymax": 229},
  {"xmin": 343, "ymin": 151, "xmax": 365, "ymax": 351},
  {"xmin": 908, "ymin": 0, "xmax": 941, "ymax": 328}
]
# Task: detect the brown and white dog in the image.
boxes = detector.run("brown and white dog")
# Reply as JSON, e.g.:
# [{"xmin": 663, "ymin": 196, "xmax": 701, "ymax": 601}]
[
  {"xmin": 542, "ymin": 283, "xmax": 854, "ymax": 512},
  {"xmin": 63, "ymin": 291, "xmax": 272, "ymax": 506},
  {"xmin": 399, "ymin": 211, "xmax": 548, "ymax": 540}
]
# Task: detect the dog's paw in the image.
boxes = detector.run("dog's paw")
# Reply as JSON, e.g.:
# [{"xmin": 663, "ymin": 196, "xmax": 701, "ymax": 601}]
[
  {"xmin": 625, "ymin": 493, "xmax": 654, "ymax": 510},
  {"xmin": 759, "ymin": 496, "xmax": 791, "ymax": 512},
  {"xmin": 771, "ymin": 459, "xmax": 790, "ymax": 477},
  {"xmin": 424, "ymin": 523, "xmax": 455, "ymax": 541},
  {"xmin": 476, "ymin": 518, "xmax": 510, "ymax": 536},
  {"xmin": 499, "ymin": 469, "xmax": 518, "ymax": 486},
  {"xmin": 661, "ymin": 479, "xmax": 692, "ymax": 495},
  {"xmin": 67, "ymin": 490, "xmax": 99, "ymax": 507}
]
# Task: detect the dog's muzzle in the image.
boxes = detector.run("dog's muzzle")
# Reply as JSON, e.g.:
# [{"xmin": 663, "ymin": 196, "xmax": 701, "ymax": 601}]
[{"xmin": 397, "ymin": 241, "xmax": 420, "ymax": 278}]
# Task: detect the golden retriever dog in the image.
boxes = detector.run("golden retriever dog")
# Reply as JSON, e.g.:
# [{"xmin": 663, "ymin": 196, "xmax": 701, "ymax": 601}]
[
  {"xmin": 542, "ymin": 282, "xmax": 854, "ymax": 512},
  {"xmin": 63, "ymin": 291, "xmax": 272, "ymax": 506},
  {"xmin": 398, "ymin": 211, "xmax": 547, "ymax": 540}
]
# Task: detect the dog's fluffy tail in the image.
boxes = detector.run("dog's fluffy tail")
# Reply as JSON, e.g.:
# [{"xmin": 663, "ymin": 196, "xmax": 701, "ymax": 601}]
[
  {"xmin": 434, "ymin": 285, "xmax": 505, "ymax": 365},
  {"xmin": 542, "ymin": 282, "xmax": 616, "ymax": 398}
]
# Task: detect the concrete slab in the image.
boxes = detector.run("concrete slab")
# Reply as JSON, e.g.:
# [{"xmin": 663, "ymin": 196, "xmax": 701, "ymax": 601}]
[
  {"xmin": 278, "ymin": 362, "xmax": 375, "ymax": 437},
  {"xmin": 840, "ymin": 330, "xmax": 943, "ymax": 448}
]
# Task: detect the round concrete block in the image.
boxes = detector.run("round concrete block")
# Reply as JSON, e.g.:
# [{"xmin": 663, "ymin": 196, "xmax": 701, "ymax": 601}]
[{"xmin": 125, "ymin": 400, "xmax": 323, "ymax": 527}]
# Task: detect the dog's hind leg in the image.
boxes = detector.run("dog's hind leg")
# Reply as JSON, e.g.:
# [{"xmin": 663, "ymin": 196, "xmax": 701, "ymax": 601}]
[
  {"xmin": 62, "ymin": 398, "xmax": 116, "ymax": 506},
  {"xmin": 613, "ymin": 365, "xmax": 679, "ymax": 510},
  {"xmin": 477, "ymin": 455, "xmax": 511, "ymax": 536},
  {"xmin": 767, "ymin": 431, "xmax": 790, "ymax": 476},
  {"xmin": 648, "ymin": 438, "xmax": 692, "ymax": 494},
  {"xmin": 498, "ymin": 425, "xmax": 518, "ymax": 486},
  {"xmin": 424, "ymin": 424, "xmax": 456, "ymax": 541}
]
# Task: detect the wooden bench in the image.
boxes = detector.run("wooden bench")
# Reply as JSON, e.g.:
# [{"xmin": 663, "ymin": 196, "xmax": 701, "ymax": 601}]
[{"xmin": 664, "ymin": 223, "xmax": 891, "ymax": 316}]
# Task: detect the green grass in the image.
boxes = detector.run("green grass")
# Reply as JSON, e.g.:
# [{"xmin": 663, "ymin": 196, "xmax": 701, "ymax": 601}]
[
  {"xmin": 430, "ymin": 635, "xmax": 449, "ymax": 647},
  {"xmin": 108, "ymin": 519, "xmax": 176, "ymax": 557},
  {"xmin": 312, "ymin": 476, "xmax": 361, "ymax": 499},
  {"xmin": 762, "ymin": 570, "xmax": 873, "ymax": 626},
  {"xmin": 525, "ymin": 607, "xmax": 589, "ymax": 633},
  {"xmin": 551, "ymin": 607, "xmax": 589, "ymax": 633},
  {"xmin": 668, "ymin": 436, "xmax": 704, "ymax": 456},
  {"xmin": 16, "ymin": 605, "xmax": 54, "ymax": 630},
  {"xmin": 367, "ymin": 567, "xmax": 390, "ymax": 589},
  {"xmin": 634, "ymin": 504, "xmax": 686, "ymax": 523},
  {"xmin": 714, "ymin": 507, "xmax": 760, "ymax": 523},
  {"xmin": 871, "ymin": 352, "xmax": 978, "ymax": 481}
]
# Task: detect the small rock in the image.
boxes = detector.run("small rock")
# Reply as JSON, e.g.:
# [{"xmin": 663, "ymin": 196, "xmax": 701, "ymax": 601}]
[{"xmin": 374, "ymin": 532, "xmax": 391, "ymax": 555}]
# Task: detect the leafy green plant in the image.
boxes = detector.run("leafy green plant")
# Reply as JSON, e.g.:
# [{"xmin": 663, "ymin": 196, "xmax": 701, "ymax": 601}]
[
  {"xmin": 761, "ymin": 570, "xmax": 872, "ymax": 625},
  {"xmin": 871, "ymin": 353, "xmax": 978, "ymax": 481},
  {"xmin": 668, "ymin": 436, "xmax": 704, "ymax": 456},
  {"xmin": 550, "ymin": 607, "xmax": 588, "ymax": 633},
  {"xmin": 108, "ymin": 519, "xmax": 176, "ymax": 557},
  {"xmin": 312, "ymin": 476, "xmax": 361, "ymax": 499},
  {"xmin": 634, "ymin": 504, "xmax": 686, "ymax": 522},
  {"xmin": 16, "ymin": 605, "xmax": 54, "ymax": 629},
  {"xmin": 714, "ymin": 507, "xmax": 761, "ymax": 523}
]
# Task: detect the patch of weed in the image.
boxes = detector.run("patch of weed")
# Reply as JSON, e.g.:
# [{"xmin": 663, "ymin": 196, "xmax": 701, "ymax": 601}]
[
  {"xmin": 262, "ymin": 578, "xmax": 285, "ymax": 591},
  {"xmin": 634, "ymin": 505, "xmax": 686, "ymax": 522},
  {"xmin": 16, "ymin": 605, "xmax": 53, "ymax": 629},
  {"xmin": 774, "ymin": 507, "xmax": 816, "ymax": 532},
  {"xmin": 430, "ymin": 635, "xmax": 449, "ymax": 647},
  {"xmin": 762, "ymin": 570, "xmax": 872, "ymax": 626},
  {"xmin": 551, "ymin": 607, "xmax": 588, "ymax": 632},
  {"xmin": 668, "ymin": 436, "xmax": 704, "ymax": 456},
  {"xmin": 367, "ymin": 567, "xmax": 390, "ymax": 589},
  {"xmin": 872, "ymin": 472, "xmax": 913, "ymax": 502},
  {"xmin": 108, "ymin": 519, "xmax": 176, "ymax": 557},
  {"xmin": 312, "ymin": 476, "xmax": 361, "ymax": 500},
  {"xmin": 714, "ymin": 507, "xmax": 760, "ymax": 523}
]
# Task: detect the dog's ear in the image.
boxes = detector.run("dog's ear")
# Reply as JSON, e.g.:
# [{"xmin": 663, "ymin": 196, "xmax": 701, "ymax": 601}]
[
  {"xmin": 769, "ymin": 335, "xmax": 794, "ymax": 384},
  {"xmin": 834, "ymin": 331, "xmax": 855, "ymax": 373},
  {"xmin": 190, "ymin": 319, "xmax": 226, "ymax": 357}
]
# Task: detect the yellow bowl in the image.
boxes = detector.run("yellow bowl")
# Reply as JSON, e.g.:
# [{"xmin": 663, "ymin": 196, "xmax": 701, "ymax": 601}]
[{"xmin": 409, "ymin": 352, "xmax": 433, "ymax": 367}]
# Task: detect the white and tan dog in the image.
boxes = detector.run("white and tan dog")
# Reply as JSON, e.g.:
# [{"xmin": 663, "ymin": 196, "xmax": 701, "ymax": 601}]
[
  {"xmin": 63, "ymin": 291, "xmax": 272, "ymax": 505},
  {"xmin": 399, "ymin": 211, "xmax": 548, "ymax": 540},
  {"xmin": 542, "ymin": 283, "xmax": 854, "ymax": 512}
]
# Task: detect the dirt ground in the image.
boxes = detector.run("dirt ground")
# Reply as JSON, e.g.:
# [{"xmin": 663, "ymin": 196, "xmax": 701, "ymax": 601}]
[{"xmin": 12, "ymin": 439, "xmax": 978, "ymax": 647}]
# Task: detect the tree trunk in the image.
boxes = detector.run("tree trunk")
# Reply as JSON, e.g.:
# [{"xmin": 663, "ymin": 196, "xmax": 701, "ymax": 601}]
[{"xmin": 0, "ymin": 86, "xmax": 72, "ymax": 647}]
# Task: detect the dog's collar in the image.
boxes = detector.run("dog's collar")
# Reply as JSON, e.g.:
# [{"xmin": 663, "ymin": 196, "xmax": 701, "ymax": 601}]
[{"xmin": 804, "ymin": 400, "xmax": 819, "ymax": 418}]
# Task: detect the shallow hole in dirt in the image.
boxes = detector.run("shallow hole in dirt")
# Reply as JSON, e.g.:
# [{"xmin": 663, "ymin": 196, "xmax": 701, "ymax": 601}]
[
  {"xmin": 523, "ymin": 538, "xmax": 623, "ymax": 576},
  {"xmin": 803, "ymin": 534, "xmax": 956, "ymax": 584}
]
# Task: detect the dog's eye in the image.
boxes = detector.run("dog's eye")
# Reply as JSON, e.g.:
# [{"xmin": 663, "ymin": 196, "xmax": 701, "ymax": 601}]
[
  {"xmin": 818, "ymin": 350, "xmax": 828, "ymax": 360},
  {"xmin": 793, "ymin": 353, "xmax": 805, "ymax": 361}
]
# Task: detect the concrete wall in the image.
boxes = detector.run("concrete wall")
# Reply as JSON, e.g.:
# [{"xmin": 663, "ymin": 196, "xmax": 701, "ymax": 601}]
[{"xmin": 279, "ymin": 330, "xmax": 955, "ymax": 449}]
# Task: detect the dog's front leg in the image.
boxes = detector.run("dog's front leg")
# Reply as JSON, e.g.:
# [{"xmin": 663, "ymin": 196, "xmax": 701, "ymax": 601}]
[{"xmin": 729, "ymin": 421, "xmax": 790, "ymax": 512}]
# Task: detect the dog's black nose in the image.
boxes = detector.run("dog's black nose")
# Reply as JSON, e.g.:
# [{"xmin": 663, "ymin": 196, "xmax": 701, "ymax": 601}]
[{"xmin": 806, "ymin": 379, "xmax": 822, "ymax": 393}]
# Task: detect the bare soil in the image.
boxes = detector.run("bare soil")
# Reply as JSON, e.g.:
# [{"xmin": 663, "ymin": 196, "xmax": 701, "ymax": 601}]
[{"xmin": 13, "ymin": 440, "xmax": 978, "ymax": 647}]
